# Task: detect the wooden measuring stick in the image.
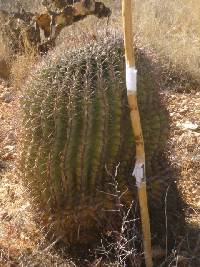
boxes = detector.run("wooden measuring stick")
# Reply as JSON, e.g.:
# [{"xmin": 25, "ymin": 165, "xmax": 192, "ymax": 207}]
[{"xmin": 122, "ymin": 1, "xmax": 153, "ymax": 266}]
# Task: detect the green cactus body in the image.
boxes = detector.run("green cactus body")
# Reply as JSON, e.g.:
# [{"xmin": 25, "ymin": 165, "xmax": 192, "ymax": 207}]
[{"xmin": 20, "ymin": 35, "xmax": 168, "ymax": 243}]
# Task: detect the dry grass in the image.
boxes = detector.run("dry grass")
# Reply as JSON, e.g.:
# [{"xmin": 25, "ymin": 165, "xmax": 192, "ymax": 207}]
[
  {"xmin": 0, "ymin": 38, "xmax": 10, "ymax": 60},
  {"xmin": 0, "ymin": 0, "xmax": 43, "ymax": 87},
  {"xmin": 0, "ymin": 0, "xmax": 42, "ymax": 12},
  {"xmin": 10, "ymin": 52, "xmax": 38, "ymax": 90},
  {"xmin": 1, "ymin": 0, "xmax": 200, "ymax": 87},
  {"xmin": 0, "ymin": 170, "xmax": 75, "ymax": 267},
  {"xmin": 0, "ymin": 40, "xmax": 39, "ymax": 89},
  {"xmin": 1, "ymin": 0, "xmax": 199, "ymax": 88},
  {"xmin": 107, "ymin": 0, "xmax": 200, "ymax": 87},
  {"xmin": 134, "ymin": 0, "xmax": 200, "ymax": 85}
]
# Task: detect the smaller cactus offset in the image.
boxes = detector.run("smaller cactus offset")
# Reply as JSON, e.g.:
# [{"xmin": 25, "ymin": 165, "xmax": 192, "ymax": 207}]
[{"xmin": 20, "ymin": 33, "xmax": 168, "ymax": 244}]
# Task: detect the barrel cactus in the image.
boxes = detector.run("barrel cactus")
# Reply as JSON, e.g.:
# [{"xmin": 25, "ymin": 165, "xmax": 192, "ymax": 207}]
[{"xmin": 20, "ymin": 33, "xmax": 168, "ymax": 244}]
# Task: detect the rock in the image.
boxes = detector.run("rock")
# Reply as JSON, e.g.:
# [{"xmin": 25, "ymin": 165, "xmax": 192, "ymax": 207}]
[
  {"xmin": 4, "ymin": 145, "xmax": 15, "ymax": 152},
  {"xmin": 0, "ymin": 160, "xmax": 7, "ymax": 170},
  {"xmin": 7, "ymin": 131, "xmax": 16, "ymax": 142},
  {"xmin": 181, "ymin": 121, "xmax": 199, "ymax": 131},
  {"xmin": 0, "ymin": 91, "xmax": 13, "ymax": 103}
]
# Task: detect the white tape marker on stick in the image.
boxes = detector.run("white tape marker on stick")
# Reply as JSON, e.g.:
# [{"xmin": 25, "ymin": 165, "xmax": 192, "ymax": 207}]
[
  {"xmin": 126, "ymin": 64, "xmax": 137, "ymax": 94},
  {"xmin": 132, "ymin": 163, "xmax": 145, "ymax": 188}
]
